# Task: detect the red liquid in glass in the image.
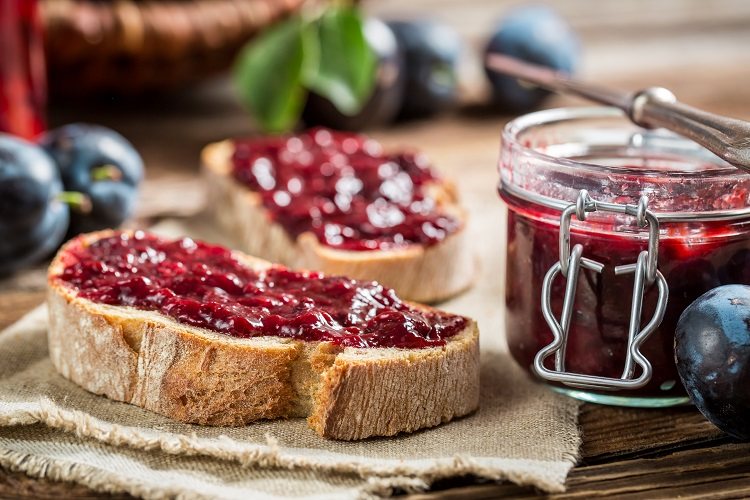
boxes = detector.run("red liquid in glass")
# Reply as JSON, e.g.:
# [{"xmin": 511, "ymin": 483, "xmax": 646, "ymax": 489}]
[
  {"xmin": 55, "ymin": 231, "xmax": 467, "ymax": 349},
  {"xmin": 504, "ymin": 197, "xmax": 750, "ymax": 397},
  {"xmin": 0, "ymin": 0, "xmax": 46, "ymax": 139}
]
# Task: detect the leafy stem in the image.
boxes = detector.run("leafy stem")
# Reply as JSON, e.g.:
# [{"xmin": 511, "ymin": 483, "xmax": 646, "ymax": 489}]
[
  {"xmin": 90, "ymin": 165, "xmax": 123, "ymax": 181},
  {"xmin": 233, "ymin": 6, "xmax": 376, "ymax": 133},
  {"xmin": 57, "ymin": 191, "xmax": 93, "ymax": 214}
]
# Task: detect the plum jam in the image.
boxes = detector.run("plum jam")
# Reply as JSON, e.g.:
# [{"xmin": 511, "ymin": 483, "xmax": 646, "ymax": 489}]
[
  {"xmin": 231, "ymin": 127, "xmax": 460, "ymax": 251},
  {"xmin": 499, "ymin": 107, "xmax": 750, "ymax": 406},
  {"xmin": 54, "ymin": 231, "xmax": 466, "ymax": 349}
]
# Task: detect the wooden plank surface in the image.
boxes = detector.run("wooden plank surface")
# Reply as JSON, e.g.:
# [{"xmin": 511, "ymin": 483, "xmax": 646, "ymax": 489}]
[{"xmin": 3, "ymin": 1, "xmax": 750, "ymax": 496}]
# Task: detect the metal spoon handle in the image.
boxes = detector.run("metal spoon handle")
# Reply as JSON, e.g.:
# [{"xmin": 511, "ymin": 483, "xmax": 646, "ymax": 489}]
[
  {"xmin": 486, "ymin": 53, "xmax": 750, "ymax": 171},
  {"xmin": 485, "ymin": 53, "xmax": 632, "ymax": 109},
  {"xmin": 631, "ymin": 90, "xmax": 750, "ymax": 168}
]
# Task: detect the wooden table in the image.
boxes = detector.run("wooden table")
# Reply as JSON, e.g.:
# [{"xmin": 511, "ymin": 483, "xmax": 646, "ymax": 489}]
[{"xmin": 3, "ymin": 4, "xmax": 750, "ymax": 494}]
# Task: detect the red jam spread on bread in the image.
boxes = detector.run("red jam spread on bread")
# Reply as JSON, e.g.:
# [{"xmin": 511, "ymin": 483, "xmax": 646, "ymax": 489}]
[
  {"xmin": 55, "ymin": 231, "xmax": 467, "ymax": 348},
  {"xmin": 231, "ymin": 128, "xmax": 460, "ymax": 251}
]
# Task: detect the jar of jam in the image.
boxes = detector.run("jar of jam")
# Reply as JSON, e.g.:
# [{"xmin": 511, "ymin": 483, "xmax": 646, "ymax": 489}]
[{"xmin": 499, "ymin": 106, "xmax": 750, "ymax": 407}]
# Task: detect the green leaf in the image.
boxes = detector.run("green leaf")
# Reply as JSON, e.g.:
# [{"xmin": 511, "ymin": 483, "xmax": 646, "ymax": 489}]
[
  {"xmin": 233, "ymin": 16, "xmax": 311, "ymax": 133},
  {"xmin": 302, "ymin": 7, "xmax": 377, "ymax": 116}
]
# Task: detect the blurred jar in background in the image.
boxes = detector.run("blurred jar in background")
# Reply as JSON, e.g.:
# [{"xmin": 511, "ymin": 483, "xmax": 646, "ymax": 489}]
[{"xmin": 0, "ymin": 0, "xmax": 46, "ymax": 139}]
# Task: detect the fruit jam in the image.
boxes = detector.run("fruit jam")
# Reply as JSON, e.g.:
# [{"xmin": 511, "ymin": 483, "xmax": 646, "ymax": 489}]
[
  {"xmin": 499, "ymin": 107, "xmax": 750, "ymax": 403},
  {"xmin": 504, "ymin": 201, "xmax": 750, "ymax": 397},
  {"xmin": 54, "ymin": 231, "xmax": 467, "ymax": 349},
  {"xmin": 231, "ymin": 128, "xmax": 460, "ymax": 251}
]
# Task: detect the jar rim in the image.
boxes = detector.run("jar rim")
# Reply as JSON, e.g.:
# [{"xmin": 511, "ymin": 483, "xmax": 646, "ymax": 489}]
[
  {"xmin": 502, "ymin": 106, "xmax": 739, "ymax": 177},
  {"xmin": 500, "ymin": 106, "xmax": 750, "ymax": 222}
]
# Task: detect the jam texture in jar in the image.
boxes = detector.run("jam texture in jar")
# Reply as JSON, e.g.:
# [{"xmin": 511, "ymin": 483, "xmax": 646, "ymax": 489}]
[
  {"xmin": 54, "ymin": 231, "xmax": 467, "ymax": 349},
  {"xmin": 499, "ymin": 107, "xmax": 750, "ymax": 406},
  {"xmin": 231, "ymin": 127, "xmax": 460, "ymax": 251}
]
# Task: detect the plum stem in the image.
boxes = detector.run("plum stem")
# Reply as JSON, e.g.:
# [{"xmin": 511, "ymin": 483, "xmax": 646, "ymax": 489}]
[
  {"xmin": 90, "ymin": 165, "xmax": 122, "ymax": 181},
  {"xmin": 57, "ymin": 191, "xmax": 93, "ymax": 214}
]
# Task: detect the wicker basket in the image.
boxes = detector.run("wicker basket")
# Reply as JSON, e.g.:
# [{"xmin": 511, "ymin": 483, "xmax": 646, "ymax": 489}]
[{"xmin": 42, "ymin": 0, "xmax": 304, "ymax": 95}]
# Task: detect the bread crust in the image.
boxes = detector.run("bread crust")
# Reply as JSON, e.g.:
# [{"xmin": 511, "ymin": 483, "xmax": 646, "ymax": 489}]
[
  {"xmin": 202, "ymin": 140, "xmax": 476, "ymax": 303},
  {"xmin": 47, "ymin": 232, "xmax": 480, "ymax": 440}
]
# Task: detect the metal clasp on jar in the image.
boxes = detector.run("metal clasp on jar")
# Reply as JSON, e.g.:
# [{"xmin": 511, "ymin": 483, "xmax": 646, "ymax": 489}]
[{"xmin": 534, "ymin": 190, "xmax": 669, "ymax": 391}]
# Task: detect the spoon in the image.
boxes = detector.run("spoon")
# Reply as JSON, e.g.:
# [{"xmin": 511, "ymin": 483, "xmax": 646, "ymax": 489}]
[{"xmin": 485, "ymin": 53, "xmax": 750, "ymax": 172}]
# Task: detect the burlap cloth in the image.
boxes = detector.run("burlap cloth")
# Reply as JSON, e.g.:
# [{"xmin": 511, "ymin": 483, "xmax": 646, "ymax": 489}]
[{"xmin": 0, "ymin": 213, "xmax": 581, "ymax": 499}]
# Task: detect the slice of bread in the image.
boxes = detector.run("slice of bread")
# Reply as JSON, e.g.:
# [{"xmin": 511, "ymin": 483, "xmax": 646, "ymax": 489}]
[
  {"xmin": 47, "ymin": 231, "xmax": 480, "ymax": 440},
  {"xmin": 201, "ymin": 139, "xmax": 476, "ymax": 303}
]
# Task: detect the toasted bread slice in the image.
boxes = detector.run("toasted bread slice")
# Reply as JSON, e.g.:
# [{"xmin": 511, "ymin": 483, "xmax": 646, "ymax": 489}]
[
  {"xmin": 47, "ymin": 231, "xmax": 480, "ymax": 440},
  {"xmin": 201, "ymin": 140, "xmax": 476, "ymax": 303}
]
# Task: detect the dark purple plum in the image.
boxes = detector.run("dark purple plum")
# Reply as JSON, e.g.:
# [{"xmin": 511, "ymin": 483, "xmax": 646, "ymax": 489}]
[
  {"xmin": 40, "ymin": 123, "xmax": 143, "ymax": 235},
  {"xmin": 675, "ymin": 285, "xmax": 750, "ymax": 440},
  {"xmin": 387, "ymin": 19, "xmax": 462, "ymax": 119},
  {"xmin": 0, "ymin": 134, "xmax": 69, "ymax": 274},
  {"xmin": 484, "ymin": 5, "xmax": 579, "ymax": 112},
  {"xmin": 302, "ymin": 18, "xmax": 405, "ymax": 131}
]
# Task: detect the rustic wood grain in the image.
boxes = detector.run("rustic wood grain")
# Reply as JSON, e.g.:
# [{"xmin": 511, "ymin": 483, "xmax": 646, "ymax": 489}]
[
  {"xmin": 0, "ymin": 467, "xmax": 133, "ymax": 499},
  {"xmin": 0, "ymin": 290, "xmax": 46, "ymax": 330},
  {"xmin": 408, "ymin": 442, "xmax": 750, "ymax": 499},
  {"xmin": 578, "ymin": 404, "xmax": 726, "ymax": 463}
]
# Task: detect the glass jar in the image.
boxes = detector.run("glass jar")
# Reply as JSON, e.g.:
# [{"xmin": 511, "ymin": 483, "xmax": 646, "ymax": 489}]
[
  {"xmin": 0, "ymin": 0, "xmax": 46, "ymax": 139},
  {"xmin": 499, "ymin": 107, "xmax": 750, "ymax": 407}
]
